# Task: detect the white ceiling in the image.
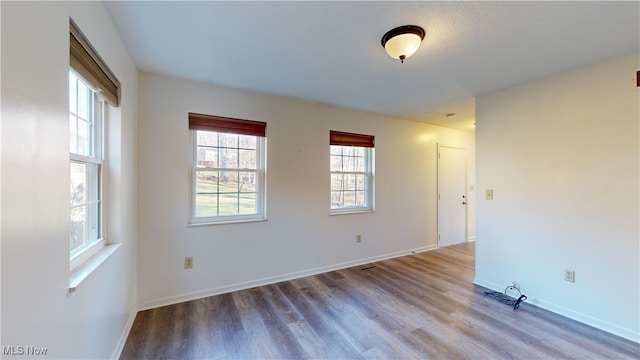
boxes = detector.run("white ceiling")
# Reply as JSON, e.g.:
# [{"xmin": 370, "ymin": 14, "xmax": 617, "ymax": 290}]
[{"xmin": 105, "ymin": 1, "xmax": 639, "ymax": 131}]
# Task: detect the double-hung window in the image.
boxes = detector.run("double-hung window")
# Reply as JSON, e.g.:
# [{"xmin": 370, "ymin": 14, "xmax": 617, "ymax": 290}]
[
  {"xmin": 330, "ymin": 130, "xmax": 375, "ymax": 214},
  {"xmin": 189, "ymin": 113, "xmax": 267, "ymax": 224},
  {"xmin": 69, "ymin": 19, "xmax": 120, "ymax": 270},
  {"xmin": 69, "ymin": 71, "xmax": 104, "ymax": 266}
]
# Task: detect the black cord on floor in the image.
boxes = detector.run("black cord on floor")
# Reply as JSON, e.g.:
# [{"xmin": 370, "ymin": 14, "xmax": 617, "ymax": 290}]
[
  {"xmin": 513, "ymin": 294, "xmax": 527, "ymax": 310},
  {"xmin": 484, "ymin": 284, "xmax": 527, "ymax": 310}
]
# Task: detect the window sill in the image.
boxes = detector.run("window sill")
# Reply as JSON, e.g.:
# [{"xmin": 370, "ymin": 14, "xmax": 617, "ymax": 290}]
[
  {"xmin": 69, "ymin": 243, "xmax": 122, "ymax": 292},
  {"xmin": 330, "ymin": 209, "xmax": 375, "ymax": 216},
  {"xmin": 187, "ymin": 218, "xmax": 268, "ymax": 227}
]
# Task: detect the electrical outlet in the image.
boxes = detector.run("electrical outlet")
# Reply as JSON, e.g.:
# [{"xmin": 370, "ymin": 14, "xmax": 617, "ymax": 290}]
[
  {"xmin": 184, "ymin": 257, "xmax": 194, "ymax": 269},
  {"xmin": 356, "ymin": 234, "xmax": 362, "ymax": 243},
  {"xmin": 564, "ymin": 269, "xmax": 575, "ymax": 283}
]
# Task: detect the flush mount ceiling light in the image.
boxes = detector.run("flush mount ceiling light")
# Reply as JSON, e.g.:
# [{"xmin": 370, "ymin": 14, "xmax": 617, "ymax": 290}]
[{"xmin": 381, "ymin": 25, "xmax": 425, "ymax": 63}]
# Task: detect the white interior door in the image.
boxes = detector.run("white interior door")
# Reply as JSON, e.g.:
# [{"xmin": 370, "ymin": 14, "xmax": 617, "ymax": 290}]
[{"xmin": 438, "ymin": 145, "xmax": 467, "ymax": 247}]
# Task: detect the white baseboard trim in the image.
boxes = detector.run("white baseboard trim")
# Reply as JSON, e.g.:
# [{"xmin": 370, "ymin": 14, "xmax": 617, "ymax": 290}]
[
  {"xmin": 473, "ymin": 277, "xmax": 639, "ymax": 343},
  {"xmin": 111, "ymin": 309, "xmax": 137, "ymax": 359},
  {"xmin": 138, "ymin": 245, "xmax": 437, "ymax": 311},
  {"xmin": 467, "ymin": 236, "xmax": 476, "ymax": 242}
]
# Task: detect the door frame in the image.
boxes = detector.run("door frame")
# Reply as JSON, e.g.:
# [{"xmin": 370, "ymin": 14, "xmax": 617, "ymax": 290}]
[{"xmin": 437, "ymin": 143, "xmax": 468, "ymax": 248}]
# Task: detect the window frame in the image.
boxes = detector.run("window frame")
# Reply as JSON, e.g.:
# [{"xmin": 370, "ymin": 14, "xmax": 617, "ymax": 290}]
[
  {"xmin": 188, "ymin": 113, "xmax": 267, "ymax": 225},
  {"xmin": 67, "ymin": 18, "xmax": 122, "ymax": 290},
  {"xmin": 69, "ymin": 70, "xmax": 106, "ymax": 270},
  {"xmin": 329, "ymin": 131, "xmax": 375, "ymax": 215}
]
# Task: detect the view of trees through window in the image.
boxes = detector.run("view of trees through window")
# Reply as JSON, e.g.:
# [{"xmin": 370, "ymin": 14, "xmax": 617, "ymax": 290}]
[
  {"xmin": 330, "ymin": 145, "xmax": 369, "ymax": 209},
  {"xmin": 69, "ymin": 71, "xmax": 101, "ymax": 255},
  {"xmin": 194, "ymin": 131, "xmax": 259, "ymax": 217}
]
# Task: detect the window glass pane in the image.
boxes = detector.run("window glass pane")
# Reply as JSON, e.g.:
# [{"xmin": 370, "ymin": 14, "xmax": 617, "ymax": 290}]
[
  {"xmin": 343, "ymin": 174, "xmax": 357, "ymax": 191},
  {"xmin": 239, "ymin": 149, "xmax": 256, "ymax": 169},
  {"xmin": 219, "ymin": 133, "xmax": 238, "ymax": 148},
  {"xmin": 216, "ymin": 171, "xmax": 238, "ymax": 215},
  {"xmin": 197, "ymin": 147, "xmax": 218, "ymax": 168},
  {"xmin": 196, "ymin": 171, "xmax": 218, "ymax": 194},
  {"xmin": 87, "ymin": 201, "xmax": 100, "ymax": 241},
  {"xmin": 87, "ymin": 163, "xmax": 100, "ymax": 201},
  {"xmin": 355, "ymin": 174, "xmax": 366, "ymax": 190},
  {"xmin": 331, "ymin": 190, "xmax": 346, "ymax": 208},
  {"xmin": 239, "ymin": 192, "xmax": 256, "ymax": 215},
  {"xmin": 77, "ymin": 119, "xmax": 89, "ymax": 156},
  {"xmin": 70, "ymin": 205, "xmax": 86, "ymax": 253},
  {"xmin": 342, "ymin": 191, "xmax": 356, "ymax": 207},
  {"xmin": 70, "ymin": 162, "xmax": 86, "ymax": 206},
  {"xmin": 342, "ymin": 155, "xmax": 355, "ymax": 171},
  {"xmin": 238, "ymin": 171, "xmax": 257, "ymax": 190},
  {"xmin": 330, "ymin": 155, "xmax": 342, "ymax": 171},
  {"xmin": 355, "ymin": 190, "xmax": 366, "ymax": 207},
  {"xmin": 239, "ymin": 135, "xmax": 256, "ymax": 150},
  {"xmin": 220, "ymin": 148, "xmax": 238, "ymax": 169},
  {"xmin": 330, "ymin": 173, "xmax": 344, "ymax": 191},
  {"xmin": 353, "ymin": 156, "xmax": 366, "ymax": 172},
  {"xmin": 238, "ymin": 171, "xmax": 257, "ymax": 215},
  {"xmin": 195, "ymin": 194, "xmax": 218, "ymax": 217},
  {"xmin": 70, "ymin": 162, "xmax": 101, "ymax": 254},
  {"xmin": 339, "ymin": 155, "xmax": 348, "ymax": 171},
  {"xmin": 69, "ymin": 73, "xmax": 96, "ymax": 158},
  {"xmin": 330, "ymin": 145, "xmax": 343, "ymax": 156},
  {"xmin": 352, "ymin": 147, "xmax": 366, "ymax": 157},
  {"xmin": 342, "ymin": 156, "xmax": 365, "ymax": 173},
  {"xmin": 77, "ymin": 80, "xmax": 89, "ymax": 120},
  {"xmin": 218, "ymin": 193, "xmax": 239, "ymax": 216},
  {"xmin": 69, "ymin": 114, "xmax": 78, "ymax": 153},
  {"xmin": 195, "ymin": 170, "xmax": 220, "ymax": 218},
  {"xmin": 197, "ymin": 131, "xmax": 218, "ymax": 147},
  {"xmin": 220, "ymin": 171, "xmax": 239, "ymax": 189},
  {"xmin": 69, "ymin": 73, "xmax": 77, "ymax": 113}
]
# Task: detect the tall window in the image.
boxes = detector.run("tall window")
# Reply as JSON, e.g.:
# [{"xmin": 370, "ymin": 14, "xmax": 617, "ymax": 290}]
[
  {"xmin": 69, "ymin": 19, "xmax": 120, "ymax": 269},
  {"xmin": 189, "ymin": 113, "xmax": 267, "ymax": 224},
  {"xmin": 330, "ymin": 130, "xmax": 375, "ymax": 214},
  {"xmin": 69, "ymin": 72, "xmax": 103, "ymax": 263}
]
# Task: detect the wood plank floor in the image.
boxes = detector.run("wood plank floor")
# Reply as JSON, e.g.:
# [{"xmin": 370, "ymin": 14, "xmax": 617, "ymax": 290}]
[{"xmin": 121, "ymin": 243, "xmax": 639, "ymax": 359}]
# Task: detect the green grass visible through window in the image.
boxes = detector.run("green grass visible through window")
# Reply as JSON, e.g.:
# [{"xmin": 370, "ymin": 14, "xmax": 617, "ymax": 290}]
[{"xmin": 195, "ymin": 176, "xmax": 256, "ymax": 217}]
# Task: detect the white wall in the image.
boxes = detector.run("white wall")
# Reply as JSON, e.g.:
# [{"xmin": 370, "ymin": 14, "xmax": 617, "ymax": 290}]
[
  {"xmin": 1, "ymin": 2, "xmax": 138, "ymax": 358},
  {"xmin": 475, "ymin": 52, "xmax": 639, "ymax": 341},
  {"xmin": 137, "ymin": 72, "xmax": 475, "ymax": 309}
]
